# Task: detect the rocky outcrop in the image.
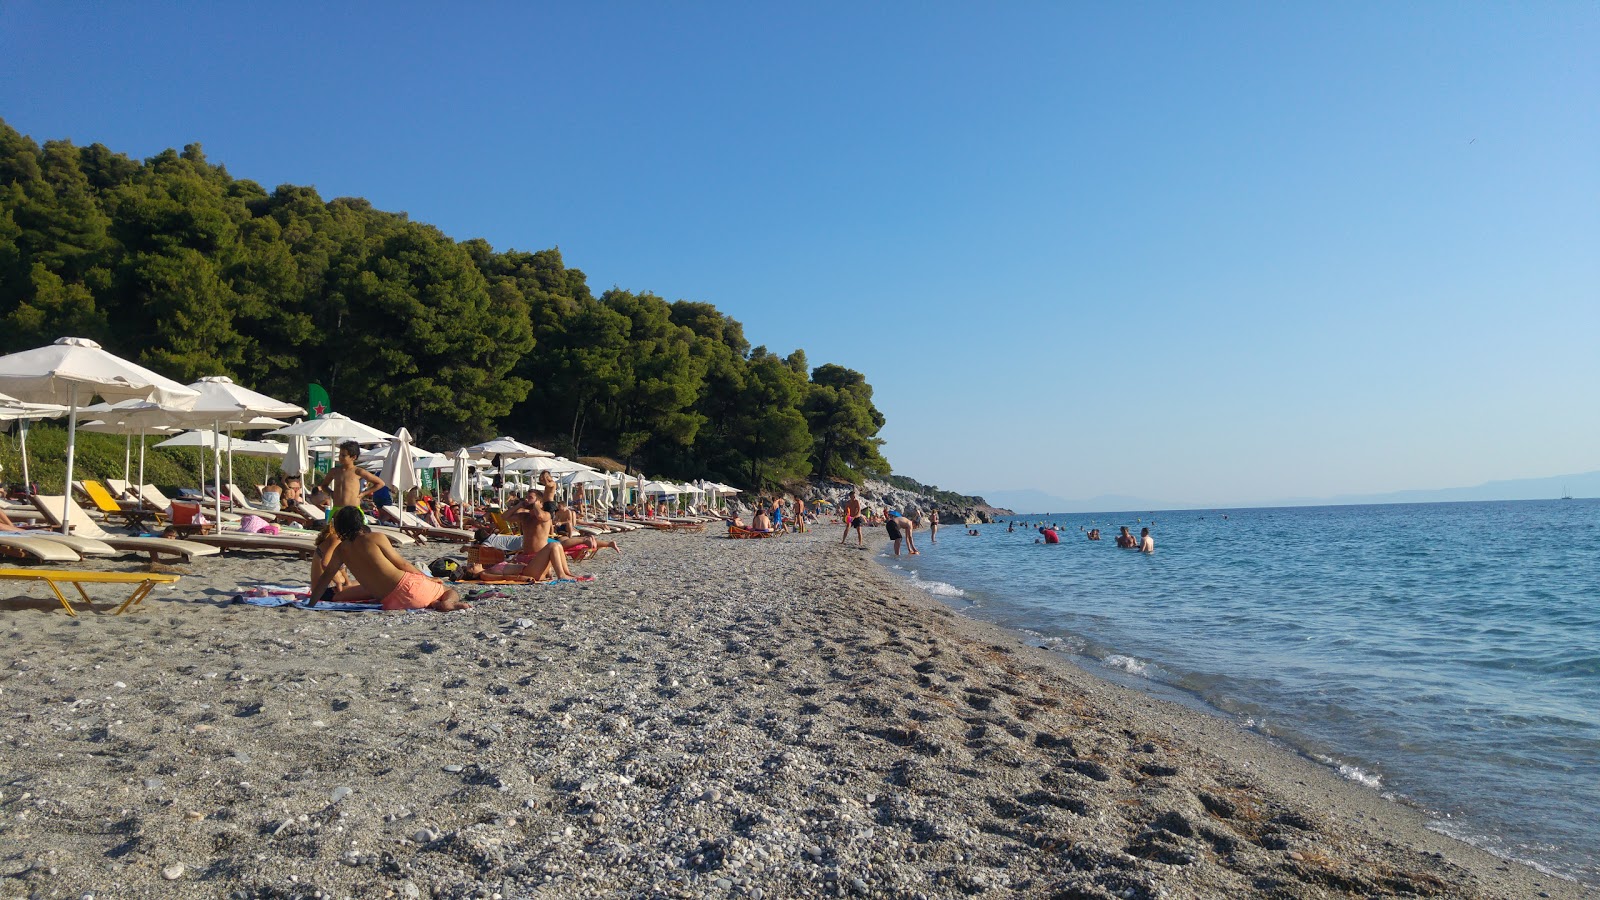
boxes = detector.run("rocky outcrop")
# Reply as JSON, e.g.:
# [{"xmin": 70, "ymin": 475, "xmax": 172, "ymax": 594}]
[{"xmin": 792, "ymin": 478, "xmax": 1013, "ymax": 525}]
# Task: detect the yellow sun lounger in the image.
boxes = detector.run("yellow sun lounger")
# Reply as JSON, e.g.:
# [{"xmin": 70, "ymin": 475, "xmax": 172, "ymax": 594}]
[{"xmin": 0, "ymin": 566, "xmax": 181, "ymax": 616}]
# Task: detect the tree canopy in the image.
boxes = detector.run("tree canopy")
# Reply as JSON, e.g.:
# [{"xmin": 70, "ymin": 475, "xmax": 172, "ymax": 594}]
[{"xmin": 0, "ymin": 120, "xmax": 890, "ymax": 490}]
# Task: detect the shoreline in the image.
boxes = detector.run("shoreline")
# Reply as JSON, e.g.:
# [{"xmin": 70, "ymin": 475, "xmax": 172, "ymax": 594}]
[{"xmin": 0, "ymin": 527, "xmax": 1585, "ymax": 898}]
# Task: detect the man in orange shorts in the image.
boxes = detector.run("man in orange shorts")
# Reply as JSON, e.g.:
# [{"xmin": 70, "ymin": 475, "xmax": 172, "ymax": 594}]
[{"xmin": 308, "ymin": 507, "xmax": 469, "ymax": 611}]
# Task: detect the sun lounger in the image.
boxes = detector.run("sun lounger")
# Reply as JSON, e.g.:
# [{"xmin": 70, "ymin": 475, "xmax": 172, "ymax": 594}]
[
  {"xmin": 76, "ymin": 479, "xmax": 166, "ymax": 529},
  {"xmin": 0, "ymin": 534, "xmax": 83, "ymax": 562},
  {"xmin": 290, "ymin": 501, "xmax": 419, "ymax": 545},
  {"xmin": 184, "ymin": 532, "xmax": 318, "ymax": 558},
  {"xmin": 0, "ymin": 566, "xmax": 182, "ymax": 616},
  {"xmin": 0, "ymin": 529, "xmax": 119, "ymax": 559},
  {"xmin": 727, "ymin": 524, "xmax": 777, "ymax": 539},
  {"xmin": 29, "ymin": 495, "xmax": 222, "ymax": 565},
  {"xmin": 225, "ymin": 483, "xmax": 292, "ymax": 522},
  {"xmin": 382, "ymin": 505, "xmax": 474, "ymax": 542}
]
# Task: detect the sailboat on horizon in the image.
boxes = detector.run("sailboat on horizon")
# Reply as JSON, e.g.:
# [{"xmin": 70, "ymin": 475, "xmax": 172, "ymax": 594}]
[{"xmin": 1561, "ymin": 485, "xmax": 1573, "ymax": 500}]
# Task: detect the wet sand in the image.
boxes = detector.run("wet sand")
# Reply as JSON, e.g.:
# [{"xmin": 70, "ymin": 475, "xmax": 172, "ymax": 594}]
[{"xmin": 0, "ymin": 527, "xmax": 1585, "ymax": 899}]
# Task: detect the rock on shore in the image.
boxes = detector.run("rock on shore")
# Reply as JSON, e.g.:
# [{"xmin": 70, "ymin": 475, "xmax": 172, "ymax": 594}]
[{"xmin": 0, "ymin": 529, "xmax": 1583, "ymax": 899}]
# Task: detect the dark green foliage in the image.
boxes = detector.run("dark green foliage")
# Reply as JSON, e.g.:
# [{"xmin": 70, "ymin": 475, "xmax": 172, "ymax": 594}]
[
  {"xmin": 0, "ymin": 119, "xmax": 892, "ymax": 490},
  {"xmin": 884, "ymin": 474, "xmax": 983, "ymax": 507}
]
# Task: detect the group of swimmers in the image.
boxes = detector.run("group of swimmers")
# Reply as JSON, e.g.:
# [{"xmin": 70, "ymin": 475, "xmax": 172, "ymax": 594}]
[{"xmin": 1019, "ymin": 520, "xmax": 1155, "ymax": 553}]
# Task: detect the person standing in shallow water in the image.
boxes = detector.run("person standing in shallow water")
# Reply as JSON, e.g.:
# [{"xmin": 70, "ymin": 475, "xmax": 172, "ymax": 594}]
[
  {"xmin": 1139, "ymin": 527, "xmax": 1154, "ymax": 553},
  {"xmin": 929, "ymin": 509, "xmax": 939, "ymax": 543}
]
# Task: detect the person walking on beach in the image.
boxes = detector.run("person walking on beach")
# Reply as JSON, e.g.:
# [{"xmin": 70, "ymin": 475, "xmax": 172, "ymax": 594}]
[
  {"xmin": 1139, "ymin": 527, "xmax": 1154, "ymax": 553},
  {"xmin": 842, "ymin": 491, "xmax": 864, "ymax": 546},
  {"xmin": 317, "ymin": 441, "xmax": 385, "ymax": 526}
]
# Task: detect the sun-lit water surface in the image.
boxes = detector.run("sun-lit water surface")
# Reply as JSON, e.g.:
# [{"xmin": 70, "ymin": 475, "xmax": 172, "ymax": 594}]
[{"xmin": 879, "ymin": 499, "xmax": 1600, "ymax": 886}]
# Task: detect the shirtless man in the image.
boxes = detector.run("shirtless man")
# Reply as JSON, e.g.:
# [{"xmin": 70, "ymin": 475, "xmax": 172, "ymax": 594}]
[
  {"xmin": 1139, "ymin": 527, "xmax": 1155, "ymax": 554},
  {"xmin": 316, "ymin": 441, "xmax": 384, "ymax": 527},
  {"xmin": 1115, "ymin": 526, "xmax": 1136, "ymax": 549},
  {"xmin": 461, "ymin": 530, "xmax": 587, "ymax": 582},
  {"xmin": 928, "ymin": 509, "xmax": 940, "ymax": 544},
  {"xmin": 841, "ymin": 491, "xmax": 864, "ymax": 546},
  {"xmin": 308, "ymin": 507, "xmax": 467, "ymax": 611}
]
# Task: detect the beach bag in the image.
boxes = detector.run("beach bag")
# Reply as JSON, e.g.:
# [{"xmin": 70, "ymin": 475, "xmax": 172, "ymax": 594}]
[
  {"xmin": 429, "ymin": 558, "xmax": 461, "ymax": 578},
  {"xmin": 238, "ymin": 514, "xmax": 269, "ymax": 534}
]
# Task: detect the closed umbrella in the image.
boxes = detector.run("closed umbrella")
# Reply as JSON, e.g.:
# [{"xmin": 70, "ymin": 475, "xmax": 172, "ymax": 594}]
[
  {"xmin": 0, "ymin": 338, "xmax": 198, "ymax": 534},
  {"xmin": 450, "ymin": 448, "xmax": 471, "ymax": 511},
  {"xmin": 380, "ymin": 428, "xmax": 420, "ymax": 501},
  {"xmin": 281, "ymin": 421, "xmax": 310, "ymax": 479}
]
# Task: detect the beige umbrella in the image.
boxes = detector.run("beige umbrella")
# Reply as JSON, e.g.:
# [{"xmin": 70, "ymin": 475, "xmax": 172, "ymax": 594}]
[{"xmin": 0, "ymin": 338, "xmax": 198, "ymax": 534}]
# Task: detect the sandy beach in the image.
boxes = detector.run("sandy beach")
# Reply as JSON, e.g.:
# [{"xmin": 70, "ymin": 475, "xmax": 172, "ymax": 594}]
[{"xmin": 0, "ymin": 527, "xmax": 1585, "ymax": 900}]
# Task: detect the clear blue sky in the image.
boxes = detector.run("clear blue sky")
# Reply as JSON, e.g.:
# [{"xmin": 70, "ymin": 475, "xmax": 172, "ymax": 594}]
[{"xmin": 3, "ymin": 2, "xmax": 1595, "ymax": 505}]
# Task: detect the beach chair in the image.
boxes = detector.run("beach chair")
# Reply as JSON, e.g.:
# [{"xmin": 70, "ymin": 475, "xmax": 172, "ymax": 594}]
[
  {"xmin": 0, "ymin": 534, "xmax": 84, "ymax": 563},
  {"xmin": 488, "ymin": 511, "xmax": 519, "ymax": 535},
  {"xmin": 226, "ymin": 483, "xmax": 292, "ymax": 522},
  {"xmin": 183, "ymin": 531, "xmax": 319, "ymax": 558},
  {"xmin": 78, "ymin": 480, "xmax": 166, "ymax": 529},
  {"xmin": 288, "ymin": 500, "xmax": 419, "ymax": 545},
  {"xmin": 0, "ymin": 566, "xmax": 182, "ymax": 617},
  {"xmin": 382, "ymin": 505, "xmax": 474, "ymax": 542},
  {"xmin": 29, "ymin": 495, "xmax": 222, "ymax": 565},
  {"xmin": 0, "ymin": 528, "xmax": 119, "ymax": 560},
  {"xmin": 727, "ymin": 523, "xmax": 777, "ymax": 539}
]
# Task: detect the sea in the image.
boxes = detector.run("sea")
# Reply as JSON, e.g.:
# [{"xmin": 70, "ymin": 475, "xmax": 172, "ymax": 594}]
[{"xmin": 878, "ymin": 499, "xmax": 1599, "ymax": 887}]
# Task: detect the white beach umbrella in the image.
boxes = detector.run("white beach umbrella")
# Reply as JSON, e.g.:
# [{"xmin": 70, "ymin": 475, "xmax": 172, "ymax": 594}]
[
  {"xmin": 268, "ymin": 412, "xmax": 392, "ymax": 444},
  {"xmin": 180, "ymin": 377, "xmax": 305, "ymax": 524},
  {"xmin": 0, "ymin": 393, "xmax": 70, "ymax": 489},
  {"xmin": 466, "ymin": 436, "xmax": 552, "ymax": 505},
  {"xmin": 79, "ymin": 398, "xmax": 199, "ymax": 502},
  {"xmin": 380, "ymin": 427, "xmax": 421, "ymax": 498},
  {"xmin": 0, "ymin": 338, "xmax": 200, "ymax": 533},
  {"xmin": 449, "ymin": 448, "xmax": 471, "ymax": 509}
]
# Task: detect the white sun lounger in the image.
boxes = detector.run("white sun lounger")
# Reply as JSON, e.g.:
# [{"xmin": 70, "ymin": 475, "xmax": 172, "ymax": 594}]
[
  {"xmin": 30, "ymin": 495, "xmax": 222, "ymax": 565},
  {"xmin": 291, "ymin": 501, "xmax": 419, "ymax": 545},
  {"xmin": 381, "ymin": 505, "xmax": 474, "ymax": 542},
  {"xmin": 0, "ymin": 534, "xmax": 83, "ymax": 563},
  {"xmin": 0, "ymin": 530, "xmax": 119, "ymax": 559}
]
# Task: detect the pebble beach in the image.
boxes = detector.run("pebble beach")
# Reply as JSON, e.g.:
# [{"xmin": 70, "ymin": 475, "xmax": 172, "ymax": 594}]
[{"xmin": 0, "ymin": 527, "xmax": 1585, "ymax": 900}]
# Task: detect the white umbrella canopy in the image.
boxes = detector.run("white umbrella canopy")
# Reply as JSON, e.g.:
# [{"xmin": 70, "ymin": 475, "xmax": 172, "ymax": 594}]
[
  {"xmin": 181, "ymin": 375, "xmax": 306, "ymax": 523},
  {"xmin": 380, "ymin": 428, "xmax": 421, "ymax": 497},
  {"xmin": 465, "ymin": 437, "xmax": 552, "ymax": 460},
  {"xmin": 642, "ymin": 480, "xmax": 679, "ymax": 495},
  {"xmin": 505, "ymin": 455, "xmax": 588, "ymax": 474},
  {"xmin": 268, "ymin": 412, "xmax": 392, "ymax": 444},
  {"xmin": 0, "ymin": 338, "xmax": 199, "ymax": 407},
  {"xmin": 0, "ymin": 338, "xmax": 201, "ymax": 534}
]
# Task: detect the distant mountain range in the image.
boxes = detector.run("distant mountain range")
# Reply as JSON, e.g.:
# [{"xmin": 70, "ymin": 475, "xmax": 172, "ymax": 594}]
[{"xmin": 982, "ymin": 470, "xmax": 1599, "ymax": 514}]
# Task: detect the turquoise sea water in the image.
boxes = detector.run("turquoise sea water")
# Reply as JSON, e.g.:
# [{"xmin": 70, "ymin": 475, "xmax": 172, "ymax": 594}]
[{"xmin": 879, "ymin": 499, "xmax": 1600, "ymax": 886}]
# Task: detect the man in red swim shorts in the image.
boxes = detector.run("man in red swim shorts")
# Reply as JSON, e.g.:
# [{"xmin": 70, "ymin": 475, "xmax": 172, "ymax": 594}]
[{"xmin": 308, "ymin": 507, "xmax": 469, "ymax": 611}]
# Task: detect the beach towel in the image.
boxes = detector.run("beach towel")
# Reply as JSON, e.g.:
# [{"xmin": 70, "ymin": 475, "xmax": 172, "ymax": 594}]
[{"xmin": 231, "ymin": 583, "xmax": 509, "ymax": 609}]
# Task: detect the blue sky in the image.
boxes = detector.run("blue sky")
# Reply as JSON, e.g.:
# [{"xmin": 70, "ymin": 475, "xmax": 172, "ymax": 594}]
[{"xmin": 3, "ymin": 2, "xmax": 1595, "ymax": 505}]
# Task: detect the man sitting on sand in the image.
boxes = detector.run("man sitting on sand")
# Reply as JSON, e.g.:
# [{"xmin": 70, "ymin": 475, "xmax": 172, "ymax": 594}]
[{"xmin": 308, "ymin": 507, "xmax": 468, "ymax": 611}]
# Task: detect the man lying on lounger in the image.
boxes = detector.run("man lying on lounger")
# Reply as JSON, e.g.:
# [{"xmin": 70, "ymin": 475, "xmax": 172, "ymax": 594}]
[{"xmin": 307, "ymin": 506, "xmax": 468, "ymax": 611}]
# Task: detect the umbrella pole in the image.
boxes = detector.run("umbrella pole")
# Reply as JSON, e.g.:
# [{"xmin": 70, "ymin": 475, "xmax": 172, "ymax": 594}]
[
  {"xmin": 60, "ymin": 384, "xmax": 78, "ymax": 535},
  {"xmin": 221, "ymin": 426, "xmax": 232, "ymax": 524},
  {"xmin": 19, "ymin": 418, "xmax": 29, "ymax": 490},
  {"xmin": 138, "ymin": 428, "xmax": 147, "ymax": 502},
  {"xmin": 123, "ymin": 432, "xmax": 131, "ymax": 483}
]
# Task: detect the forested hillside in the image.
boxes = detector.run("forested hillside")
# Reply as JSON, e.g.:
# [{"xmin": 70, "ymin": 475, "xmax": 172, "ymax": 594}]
[{"xmin": 0, "ymin": 119, "xmax": 890, "ymax": 489}]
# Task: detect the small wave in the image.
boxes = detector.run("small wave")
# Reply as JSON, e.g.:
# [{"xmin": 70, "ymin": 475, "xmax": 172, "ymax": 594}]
[
  {"xmin": 904, "ymin": 572, "xmax": 966, "ymax": 598},
  {"xmin": 1102, "ymin": 654, "xmax": 1149, "ymax": 677},
  {"xmin": 1315, "ymin": 754, "xmax": 1383, "ymax": 788}
]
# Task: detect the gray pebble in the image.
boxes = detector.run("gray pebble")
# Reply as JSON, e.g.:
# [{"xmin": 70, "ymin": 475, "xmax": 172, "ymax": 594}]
[
  {"xmin": 852, "ymin": 878, "xmax": 869, "ymax": 894},
  {"xmin": 414, "ymin": 827, "xmax": 439, "ymax": 843},
  {"xmin": 443, "ymin": 764, "xmax": 464, "ymax": 773},
  {"xmin": 142, "ymin": 777, "xmax": 163, "ymax": 790},
  {"xmin": 515, "ymin": 618, "xmax": 534, "ymax": 629},
  {"xmin": 331, "ymin": 786, "xmax": 352, "ymax": 803},
  {"xmin": 161, "ymin": 863, "xmax": 185, "ymax": 880},
  {"xmin": 715, "ymin": 878, "xmax": 732, "ymax": 890}
]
